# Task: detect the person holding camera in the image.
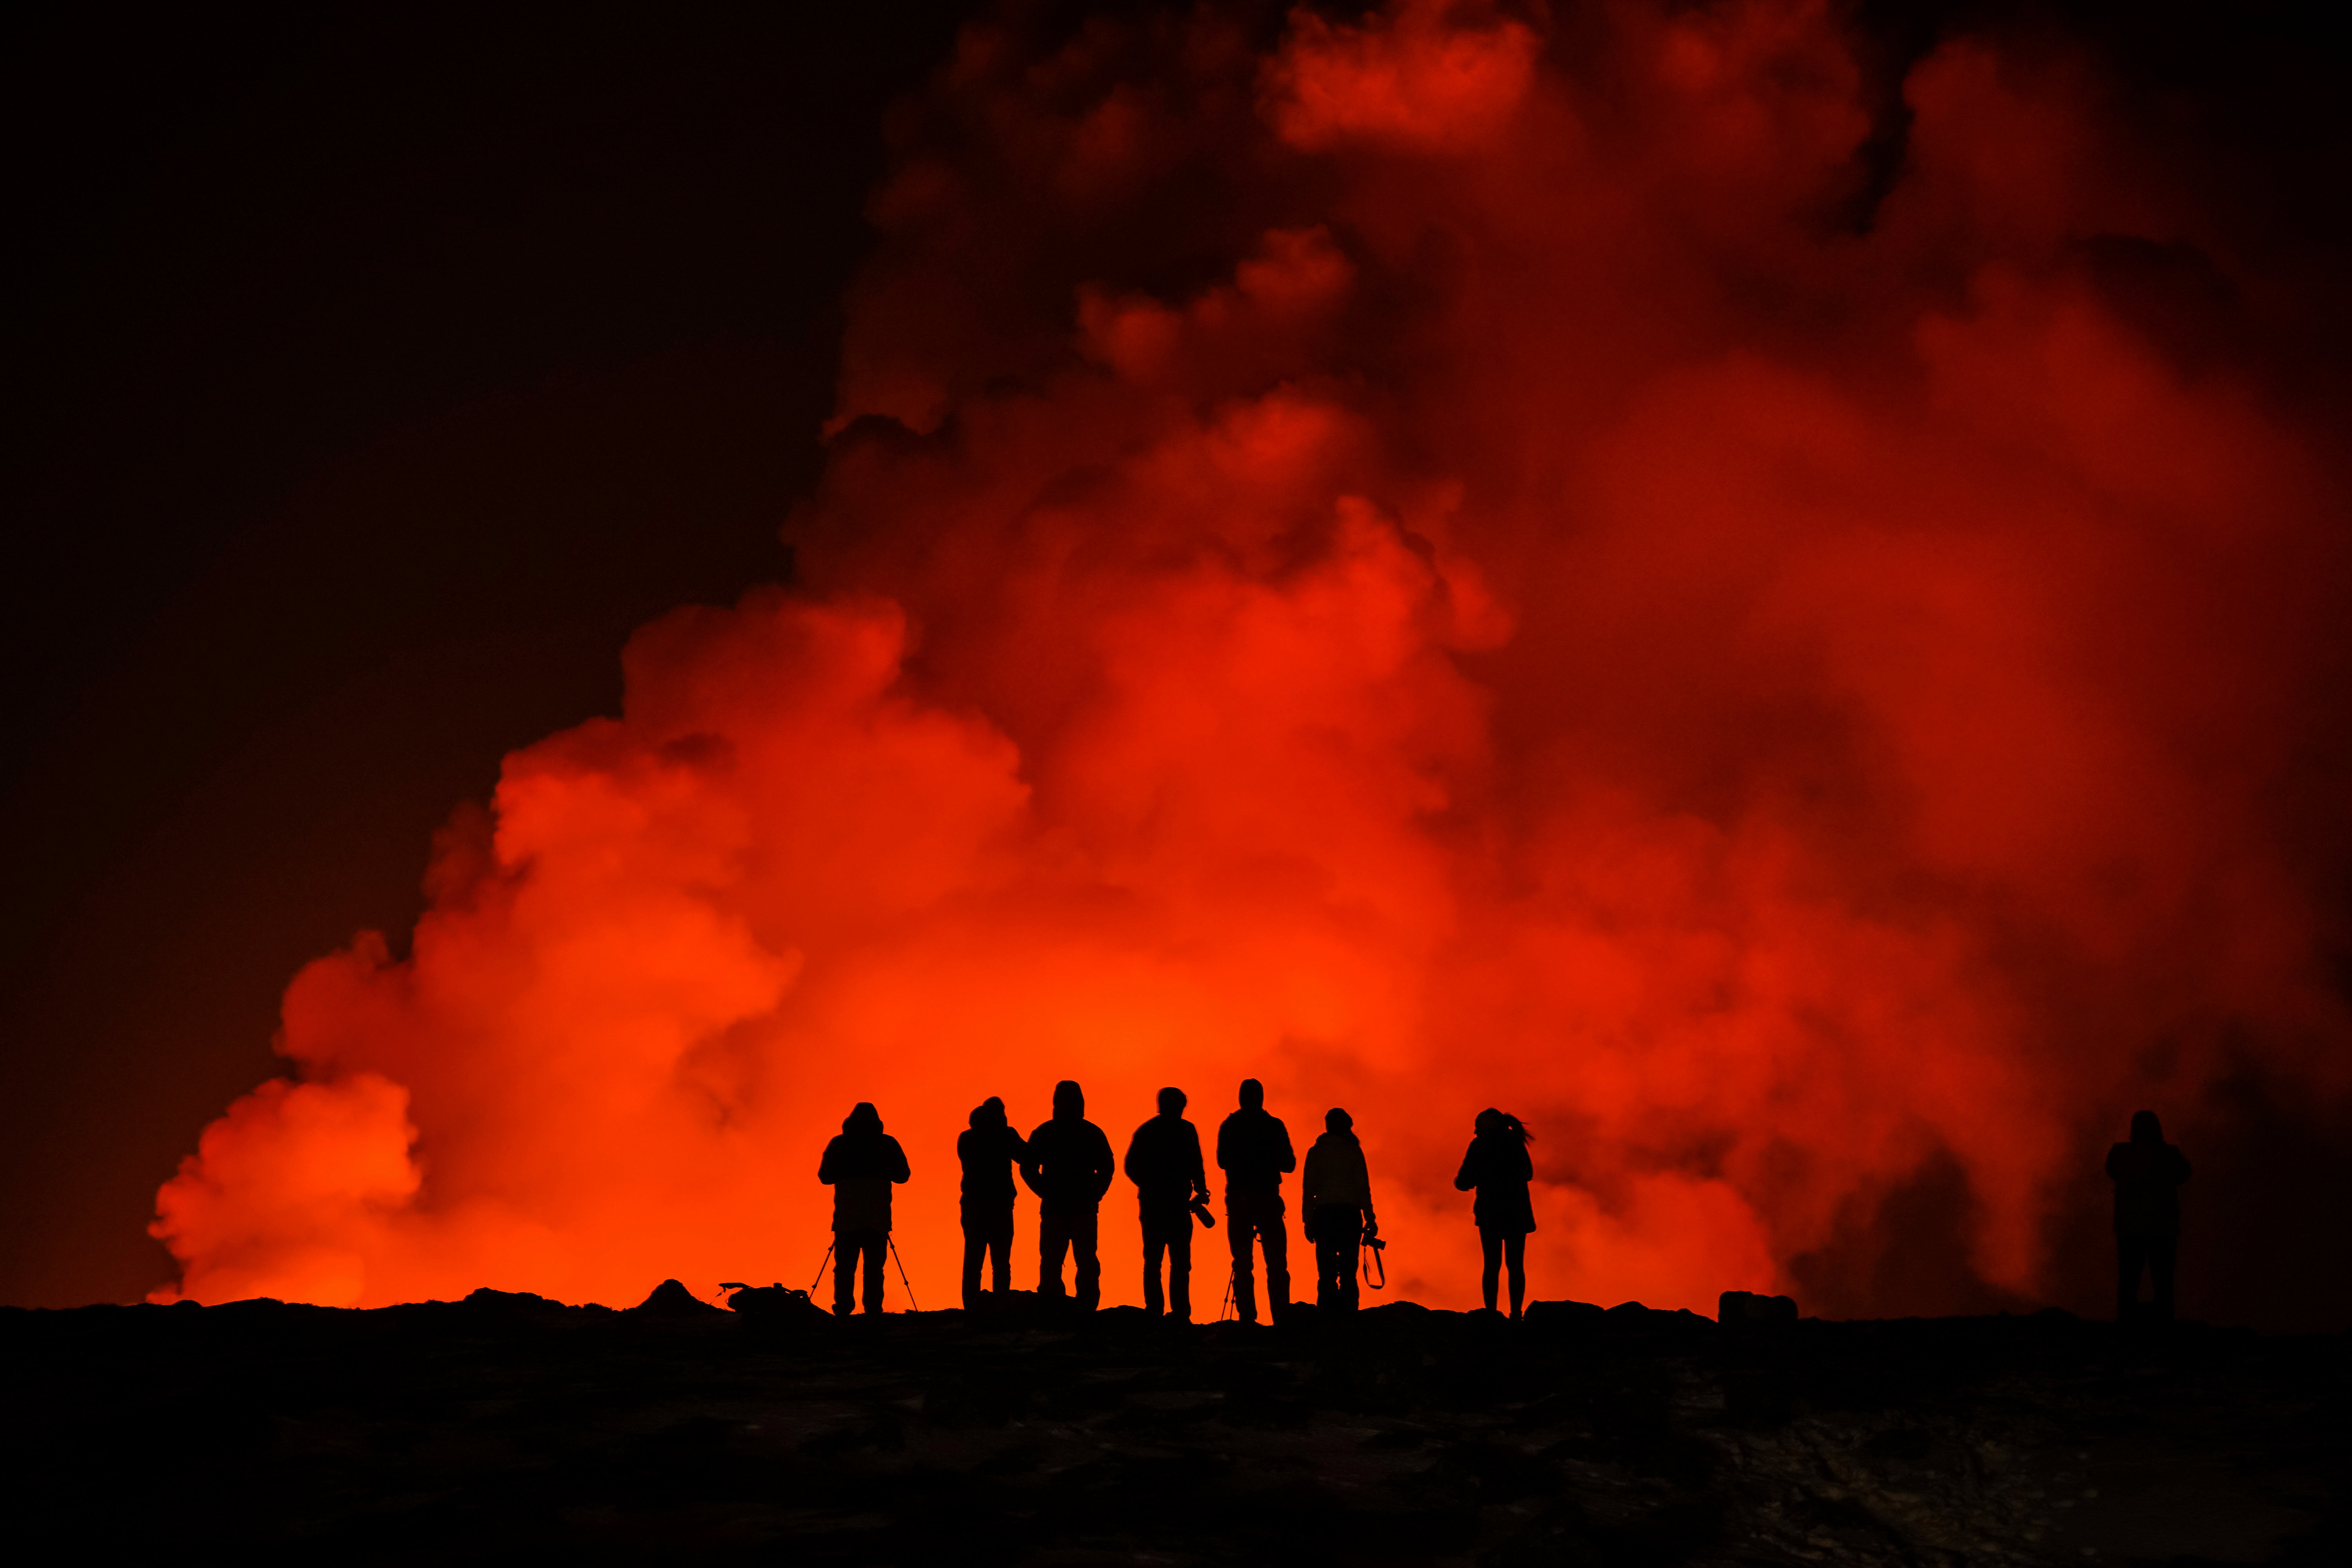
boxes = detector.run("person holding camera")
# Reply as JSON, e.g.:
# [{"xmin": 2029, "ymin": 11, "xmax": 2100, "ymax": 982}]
[
  {"xmin": 1125, "ymin": 1085, "xmax": 1211, "ymax": 1320},
  {"xmin": 1301, "ymin": 1106, "xmax": 1377, "ymax": 1312}
]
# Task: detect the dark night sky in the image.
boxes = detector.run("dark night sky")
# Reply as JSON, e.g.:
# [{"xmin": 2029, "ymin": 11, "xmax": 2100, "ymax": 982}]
[
  {"xmin": 3, "ymin": 3, "xmax": 979, "ymax": 1308},
  {"xmin": 6, "ymin": 2, "xmax": 2347, "ymax": 1314}
]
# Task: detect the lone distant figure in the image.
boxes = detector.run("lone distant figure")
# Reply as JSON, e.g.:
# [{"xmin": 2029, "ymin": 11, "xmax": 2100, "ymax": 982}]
[
  {"xmin": 958, "ymin": 1097, "xmax": 1030, "ymax": 1309},
  {"xmin": 1024, "ymin": 1080, "xmax": 1116, "ymax": 1310},
  {"xmin": 1454, "ymin": 1108, "xmax": 1535, "ymax": 1319},
  {"xmin": 1218, "ymin": 1078, "xmax": 1296, "ymax": 1323},
  {"xmin": 2107, "ymin": 1109, "xmax": 2190, "ymax": 1322},
  {"xmin": 818, "ymin": 1102, "xmax": 910, "ymax": 1316},
  {"xmin": 1125, "ymin": 1087, "xmax": 1210, "ymax": 1320},
  {"xmin": 1301, "ymin": 1107, "xmax": 1376, "ymax": 1313}
]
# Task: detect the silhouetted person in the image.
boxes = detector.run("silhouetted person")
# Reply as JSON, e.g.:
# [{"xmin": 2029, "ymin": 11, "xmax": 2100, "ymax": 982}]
[
  {"xmin": 1125, "ymin": 1086, "xmax": 1209, "ymax": 1320},
  {"xmin": 1302, "ymin": 1106, "xmax": 1376, "ymax": 1312},
  {"xmin": 818, "ymin": 1102, "xmax": 910, "ymax": 1316},
  {"xmin": 1455, "ymin": 1108, "xmax": 1535, "ymax": 1318},
  {"xmin": 1023, "ymin": 1079, "xmax": 1116, "ymax": 1309},
  {"xmin": 958, "ymin": 1096, "xmax": 1029, "ymax": 1309},
  {"xmin": 2107, "ymin": 1109, "xmax": 2190, "ymax": 1322},
  {"xmin": 1217, "ymin": 1078, "xmax": 1296, "ymax": 1323}
]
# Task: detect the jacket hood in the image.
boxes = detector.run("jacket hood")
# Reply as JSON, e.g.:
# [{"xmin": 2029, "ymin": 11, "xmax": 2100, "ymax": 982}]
[{"xmin": 844, "ymin": 1102, "xmax": 883, "ymax": 1134}]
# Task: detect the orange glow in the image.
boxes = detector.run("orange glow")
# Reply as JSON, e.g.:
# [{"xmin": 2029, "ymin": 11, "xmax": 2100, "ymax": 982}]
[{"xmin": 154, "ymin": 1, "xmax": 2350, "ymax": 1316}]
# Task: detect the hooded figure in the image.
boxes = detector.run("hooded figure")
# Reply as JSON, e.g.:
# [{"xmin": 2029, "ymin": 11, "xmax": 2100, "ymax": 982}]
[
  {"xmin": 1124, "ymin": 1086, "xmax": 1209, "ymax": 1320},
  {"xmin": 2105, "ymin": 1109, "xmax": 2191, "ymax": 1321},
  {"xmin": 1022, "ymin": 1080, "xmax": 1116, "ymax": 1309},
  {"xmin": 1301, "ymin": 1107, "xmax": 1376, "ymax": 1312},
  {"xmin": 1217, "ymin": 1078, "xmax": 1295, "ymax": 1323},
  {"xmin": 817, "ymin": 1102, "xmax": 910, "ymax": 1316},
  {"xmin": 1454, "ymin": 1108, "xmax": 1535, "ymax": 1318},
  {"xmin": 957, "ymin": 1097, "xmax": 1030, "ymax": 1308}
]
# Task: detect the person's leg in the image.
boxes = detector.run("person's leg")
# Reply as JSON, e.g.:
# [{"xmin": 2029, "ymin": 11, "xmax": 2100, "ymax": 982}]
[
  {"xmin": 1170, "ymin": 1224, "xmax": 1192, "ymax": 1321},
  {"xmin": 1142, "ymin": 1221, "xmax": 1167, "ymax": 1316},
  {"xmin": 2151, "ymin": 1235, "xmax": 2177, "ymax": 1321},
  {"xmin": 1227, "ymin": 1207, "xmax": 1258, "ymax": 1322},
  {"xmin": 1504, "ymin": 1233, "xmax": 1526, "ymax": 1319},
  {"xmin": 1074, "ymin": 1210, "xmax": 1102, "ymax": 1310},
  {"xmin": 833, "ymin": 1233, "xmax": 858, "ymax": 1317},
  {"xmin": 1480, "ymin": 1227, "xmax": 1502, "ymax": 1312},
  {"xmin": 1263, "ymin": 1209, "xmax": 1290, "ymax": 1318},
  {"xmin": 987, "ymin": 1214, "xmax": 1012, "ymax": 1296},
  {"xmin": 1040, "ymin": 1212, "xmax": 1070, "ymax": 1297},
  {"xmin": 2116, "ymin": 1234, "xmax": 2145, "ymax": 1321},
  {"xmin": 962, "ymin": 1222, "xmax": 985, "ymax": 1310},
  {"xmin": 864, "ymin": 1232, "xmax": 888, "ymax": 1313}
]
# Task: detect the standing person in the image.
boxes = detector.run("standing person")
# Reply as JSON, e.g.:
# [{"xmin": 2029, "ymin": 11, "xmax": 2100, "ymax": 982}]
[
  {"xmin": 958, "ymin": 1096, "xmax": 1029, "ymax": 1309},
  {"xmin": 1301, "ymin": 1107, "xmax": 1376, "ymax": 1313},
  {"xmin": 1023, "ymin": 1080, "xmax": 1116, "ymax": 1310},
  {"xmin": 1217, "ymin": 1078, "xmax": 1295, "ymax": 1323},
  {"xmin": 1454, "ymin": 1108, "xmax": 1535, "ymax": 1318},
  {"xmin": 1124, "ymin": 1087, "xmax": 1210, "ymax": 1320},
  {"xmin": 817, "ymin": 1102, "xmax": 910, "ymax": 1316},
  {"xmin": 2107, "ymin": 1109, "xmax": 2191, "ymax": 1322}
]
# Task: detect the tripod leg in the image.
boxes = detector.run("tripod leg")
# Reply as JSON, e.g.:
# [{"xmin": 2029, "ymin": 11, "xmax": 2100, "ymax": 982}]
[
  {"xmin": 888, "ymin": 1235, "xmax": 920, "ymax": 1312},
  {"xmin": 810, "ymin": 1241, "xmax": 835, "ymax": 1297}
]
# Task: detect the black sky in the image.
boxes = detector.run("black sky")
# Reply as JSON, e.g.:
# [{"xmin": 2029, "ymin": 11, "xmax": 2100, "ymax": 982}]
[{"xmin": 4, "ymin": 3, "xmax": 978, "ymax": 1307}]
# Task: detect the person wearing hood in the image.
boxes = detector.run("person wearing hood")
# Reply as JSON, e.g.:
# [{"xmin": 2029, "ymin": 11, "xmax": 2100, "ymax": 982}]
[
  {"xmin": 1124, "ymin": 1086, "xmax": 1210, "ymax": 1320},
  {"xmin": 1217, "ymin": 1078, "xmax": 1296, "ymax": 1323},
  {"xmin": 1454, "ymin": 1108, "xmax": 1535, "ymax": 1318},
  {"xmin": 1022, "ymin": 1080, "xmax": 1116, "ymax": 1309},
  {"xmin": 958, "ymin": 1096, "xmax": 1029, "ymax": 1309},
  {"xmin": 1301, "ymin": 1107, "xmax": 1376, "ymax": 1312},
  {"xmin": 2106, "ymin": 1109, "xmax": 2191, "ymax": 1321},
  {"xmin": 818, "ymin": 1102, "xmax": 911, "ymax": 1316}
]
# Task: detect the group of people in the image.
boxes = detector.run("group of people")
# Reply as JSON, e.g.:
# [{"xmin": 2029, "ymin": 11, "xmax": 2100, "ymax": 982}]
[
  {"xmin": 820, "ymin": 1093, "xmax": 2198, "ymax": 1325},
  {"xmin": 815, "ymin": 1080, "xmax": 1541, "ymax": 1321}
]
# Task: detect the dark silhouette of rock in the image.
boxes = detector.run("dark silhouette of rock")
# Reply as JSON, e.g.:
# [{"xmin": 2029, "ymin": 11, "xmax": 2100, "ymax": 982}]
[
  {"xmin": 3, "ymin": 1287, "xmax": 2341, "ymax": 1561},
  {"xmin": 1719, "ymin": 1289, "xmax": 1800, "ymax": 1327},
  {"xmin": 631, "ymin": 1278, "xmax": 722, "ymax": 1315}
]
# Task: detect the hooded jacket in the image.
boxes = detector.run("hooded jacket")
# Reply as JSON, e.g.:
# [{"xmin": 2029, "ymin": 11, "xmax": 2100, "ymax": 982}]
[
  {"xmin": 1301, "ymin": 1130, "xmax": 1373, "ymax": 1216},
  {"xmin": 1216, "ymin": 1107, "xmax": 1296, "ymax": 1196},
  {"xmin": 819, "ymin": 1104, "xmax": 910, "ymax": 1233},
  {"xmin": 958, "ymin": 1107, "xmax": 1030, "ymax": 1210},
  {"xmin": 1124, "ymin": 1113, "xmax": 1208, "ymax": 1218},
  {"xmin": 1023, "ymin": 1111, "xmax": 1116, "ymax": 1216},
  {"xmin": 2106, "ymin": 1118, "xmax": 2190, "ymax": 1238}
]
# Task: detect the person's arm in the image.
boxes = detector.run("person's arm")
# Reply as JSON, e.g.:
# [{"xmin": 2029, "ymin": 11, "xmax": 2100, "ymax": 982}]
[
  {"xmin": 1091, "ymin": 1125, "xmax": 1117, "ymax": 1201},
  {"xmin": 1187, "ymin": 1125, "xmax": 1208, "ymax": 1199},
  {"xmin": 888, "ymin": 1136, "xmax": 910, "ymax": 1184},
  {"xmin": 1454, "ymin": 1142, "xmax": 1479, "ymax": 1192},
  {"xmin": 1300, "ymin": 1146, "xmax": 1321, "ymax": 1210},
  {"xmin": 2105, "ymin": 1145, "xmax": 2127, "ymax": 1180},
  {"xmin": 1019, "ymin": 1127, "xmax": 1047, "ymax": 1197},
  {"xmin": 1358, "ymin": 1147, "xmax": 1376, "ymax": 1223},
  {"xmin": 818, "ymin": 1138, "xmax": 838, "ymax": 1185},
  {"xmin": 1215, "ymin": 1117, "xmax": 1232, "ymax": 1174},
  {"xmin": 2171, "ymin": 1148, "xmax": 2191, "ymax": 1183},
  {"xmin": 1512, "ymin": 1142, "xmax": 1533, "ymax": 1183},
  {"xmin": 1123, "ymin": 1126, "xmax": 1146, "ymax": 1189},
  {"xmin": 1005, "ymin": 1127, "xmax": 1030, "ymax": 1163},
  {"xmin": 1276, "ymin": 1121, "xmax": 1295, "ymax": 1175}
]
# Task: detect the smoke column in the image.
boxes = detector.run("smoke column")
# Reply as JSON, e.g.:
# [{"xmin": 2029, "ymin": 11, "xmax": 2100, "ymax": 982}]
[{"xmin": 152, "ymin": 0, "xmax": 2352, "ymax": 1322}]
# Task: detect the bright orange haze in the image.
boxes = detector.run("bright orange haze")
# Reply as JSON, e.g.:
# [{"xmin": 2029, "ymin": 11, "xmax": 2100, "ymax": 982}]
[{"xmin": 152, "ymin": 1, "xmax": 2349, "ymax": 1317}]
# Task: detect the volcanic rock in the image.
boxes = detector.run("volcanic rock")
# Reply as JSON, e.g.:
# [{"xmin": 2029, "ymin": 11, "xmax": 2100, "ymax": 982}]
[{"xmin": 2, "ymin": 1295, "xmax": 2342, "ymax": 1561}]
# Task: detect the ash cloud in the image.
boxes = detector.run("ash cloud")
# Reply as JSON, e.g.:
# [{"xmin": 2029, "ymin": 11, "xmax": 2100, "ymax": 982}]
[{"xmin": 154, "ymin": 1, "xmax": 2352, "ymax": 1326}]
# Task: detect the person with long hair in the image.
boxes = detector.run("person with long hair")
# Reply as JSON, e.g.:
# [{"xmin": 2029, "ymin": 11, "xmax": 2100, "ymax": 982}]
[{"xmin": 1454, "ymin": 1108, "xmax": 1534, "ymax": 1318}]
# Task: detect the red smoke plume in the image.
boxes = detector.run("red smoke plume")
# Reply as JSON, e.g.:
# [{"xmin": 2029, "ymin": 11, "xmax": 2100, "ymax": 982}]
[{"xmin": 152, "ymin": 1, "xmax": 2351, "ymax": 1321}]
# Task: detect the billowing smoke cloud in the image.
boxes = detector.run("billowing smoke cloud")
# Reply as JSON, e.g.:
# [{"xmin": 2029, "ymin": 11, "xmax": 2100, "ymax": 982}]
[{"xmin": 153, "ymin": 0, "xmax": 2351, "ymax": 1322}]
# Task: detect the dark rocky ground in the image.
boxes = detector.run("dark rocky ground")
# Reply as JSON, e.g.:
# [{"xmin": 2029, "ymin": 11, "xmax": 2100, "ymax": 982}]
[{"xmin": 3, "ymin": 1286, "xmax": 2343, "ymax": 1564}]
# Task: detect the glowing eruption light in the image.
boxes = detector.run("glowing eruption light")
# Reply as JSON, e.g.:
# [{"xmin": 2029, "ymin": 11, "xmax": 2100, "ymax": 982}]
[{"xmin": 152, "ymin": 1, "xmax": 2351, "ymax": 1320}]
